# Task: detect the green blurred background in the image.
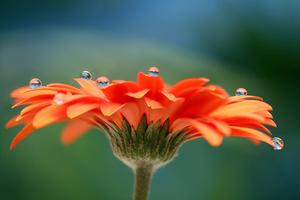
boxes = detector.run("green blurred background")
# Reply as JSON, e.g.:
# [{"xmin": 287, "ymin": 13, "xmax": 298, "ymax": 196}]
[{"xmin": 0, "ymin": 0, "xmax": 299, "ymax": 199}]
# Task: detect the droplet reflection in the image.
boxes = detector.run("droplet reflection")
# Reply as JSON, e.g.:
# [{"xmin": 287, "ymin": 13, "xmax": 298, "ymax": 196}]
[
  {"xmin": 96, "ymin": 76, "xmax": 110, "ymax": 87},
  {"xmin": 148, "ymin": 65, "xmax": 160, "ymax": 76},
  {"xmin": 29, "ymin": 78, "xmax": 42, "ymax": 89},
  {"xmin": 53, "ymin": 93, "xmax": 65, "ymax": 105},
  {"xmin": 80, "ymin": 70, "xmax": 92, "ymax": 80},
  {"xmin": 272, "ymin": 137, "xmax": 284, "ymax": 150},
  {"xmin": 235, "ymin": 88, "xmax": 248, "ymax": 96}
]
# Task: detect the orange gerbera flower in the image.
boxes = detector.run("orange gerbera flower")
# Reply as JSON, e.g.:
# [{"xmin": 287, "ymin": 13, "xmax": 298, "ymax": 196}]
[
  {"xmin": 6, "ymin": 66, "xmax": 283, "ymax": 200},
  {"xmin": 6, "ymin": 66, "xmax": 282, "ymax": 150}
]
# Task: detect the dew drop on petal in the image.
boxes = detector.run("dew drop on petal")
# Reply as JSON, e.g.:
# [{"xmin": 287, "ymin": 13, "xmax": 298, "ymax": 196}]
[
  {"xmin": 96, "ymin": 76, "xmax": 110, "ymax": 87},
  {"xmin": 148, "ymin": 65, "xmax": 160, "ymax": 76},
  {"xmin": 272, "ymin": 137, "xmax": 284, "ymax": 150},
  {"xmin": 235, "ymin": 88, "xmax": 248, "ymax": 96},
  {"xmin": 80, "ymin": 70, "xmax": 92, "ymax": 80},
  {"xmin": 53, "ymin": 93, "xmax": 65, "ymax": 105},
  {"xmin": 29, "ymin": 78, "xmax": 42, "ymax": 89}
]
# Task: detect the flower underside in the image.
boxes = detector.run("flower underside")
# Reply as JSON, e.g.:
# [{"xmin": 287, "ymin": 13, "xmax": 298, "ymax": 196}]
[
  {"xmin": 6, "ymin": 66, "xmax": 283, "ymax": 159},
  {"xmin": 108, "ymin": 116, "xmax": 187, "ymax": 166}
]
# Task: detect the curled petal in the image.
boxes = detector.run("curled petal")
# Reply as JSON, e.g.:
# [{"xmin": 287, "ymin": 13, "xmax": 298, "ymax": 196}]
[
  {"xmin": 126, "ymin": 89, "xmax": 149, "ymax": 99},
  {"xmin": 144, "ymin": 97, "xmax": 164, "ymax": 109}
]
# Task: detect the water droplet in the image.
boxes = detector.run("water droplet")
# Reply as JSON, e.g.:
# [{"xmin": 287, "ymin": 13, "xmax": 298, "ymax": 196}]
[
  {"xmin": 29, "ymin": 78, "xmax": 42, "ymax": 89},
  {"xmin": 53, "ymin": 93, "xmax": 65, "ymax": 105},
  {"xmin": 235, "ymin": 88, "xmax": 248, "ymax": 96},
  {"xmin": 80, "ymin": 70, "xmax": 92, "ymax": 80},
  {"xmin": 96, "ymin": 76, "xmax": 110, "ymax": 87},
  {"xmin": 272, "ymin": 137, "xmax": 284, "ymax": 150},
  {"xmin": 148, "ymin": 65, "xmax": 159, "ymax": 76}
]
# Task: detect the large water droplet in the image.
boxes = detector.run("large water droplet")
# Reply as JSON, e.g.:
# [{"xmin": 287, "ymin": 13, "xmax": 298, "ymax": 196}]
[
  {"xmin": 53, "ymin": 93, "xmax": 65, "ymax": 105},
  {"xmin": 29, "ymin": 78, "xmax": 42, "ymax": 89},
  {"xmin": 96, "ymin": 76, "xmax": 109, "ymax": 87},
  {"xmin": 148, "ymin": 65, "xmax": 160, "ymax": 76},
  {"xmin": 272, "ymin": 137, "xmax": 284, "ymax": 150},
  {"xmin": 80, "ymin": 70, "xmax": 92, "ymax": 80},
  {"xmin": 235, "ymin": 88, "xmax": 248, "ymax": 96}
]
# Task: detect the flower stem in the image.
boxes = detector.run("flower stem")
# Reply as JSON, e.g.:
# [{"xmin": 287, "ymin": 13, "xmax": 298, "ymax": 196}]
[{"xmin": 133, "ymin": 164, "xmax": 154, "ymax": 200}]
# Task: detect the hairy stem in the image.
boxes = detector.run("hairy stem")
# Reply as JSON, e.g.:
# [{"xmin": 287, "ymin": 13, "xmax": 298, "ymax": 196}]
[{"xmin": 133, "ymin": 164, "xmax": 154, "ymax": 200}]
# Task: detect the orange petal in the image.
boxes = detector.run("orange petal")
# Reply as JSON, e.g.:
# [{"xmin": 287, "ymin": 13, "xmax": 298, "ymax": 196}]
[
  {"xmin": 126, "ymin": 89, "xmax": 149, "ymax": 99},
  {"xmin": 222, "ymin": 113, "xmax": 266, "ymax": 124},
  {"xmin": 211, "ymin": 100, "xmax": 273, "ymax": 117},
  {"xmin": 28, "ymin": 86, "xmax": 81, "ymax": 94},
  {"xmin": 6, "ymin": 116, "xmax": 19, "ymax": 128},
  {"xmin": 264, "ymin": 119, "xmax": 277, "ymax": 127},
  {"xmin": 47, "ymin": 83, "xmax": 82, "ymax": 93},
  {"xmin": 101, "ymin": 82, "xmax": 139, "ymax": 102},
  {"xmin": 137, "ymin": 72, "xmax": 164, "ymax": 93},
  {"xmin": 74, "ymin": 78, "xmax": 105, "ymax": 98},
  {"xmin": 10, "ymin": 123, "xmax": 35, "ymax": 149},
  {"xmin": 11, "ymin": 86, "xmax": 31, "ymax": 98},
  {"xmin": 12, "ymin": 94, "xmax": 54, "ymax": 108},
  {"xmin": 171, "ymin": 118, "xmax": 223, "ymax": 146},
  {"xmin": 119, "ymin": 103, "xmax": 141, "ymax": 129},
  {"xmin": 228, "ymin": 95, "xmax": 263, "ymax": 103},
  {"xmin": 170, "ymin": 118, "xmax": 191, "ymax": 132},
  {"xmin": 61, "ymin": 120, "xmax": 92, "ymax": 145},
  {"xmin": 67, "ymin": 103, "xmax": 100, "ymax": 119},
  {"xmin": 230, "ymin": 126, "xmax": 273, "ymax": 146},
  {"xmin": 20, "ymin": 101, "xmax": 52, "ymax": 115},
  {"xmin": 159, "ymin": 98, "xmax": 185, "ymax": 122},
  {"xmin": 148, "ymin": 97, "xmax": 184, "ymax": 123},
  {"xmin": 201, "ymin": 85, "xmax": 228, "ymax": 97},
  {"xmin": 100, "ymin": 103, "xmax": 125, "ymax": 116},
  {"xmin": 190, "ymin": 120, "xmax": 223, "ymax": 146},
  {"xmin": 256, "ymin": 111, "xmax": 273, "ymax": 118},
  {"xmin": 169, "ymin": 78, "xmax": 209, "ymax": 96},
  {"xmin": 222, "ymin": 114, "xmax": 274, "ymax": 135},
  {"xmin": 176, "ymin": 91, "xmax": 227, "ymax": 117},
  {"xmin": 144, "ymin": 97, "xmax": 164, "ymax": 109},
  {"xmin": 206, "ymin": 119, "xmax": 231, "ymax": 136},
  {"xmin": 23, "ymin": 89, "xmax": 59, "ymax": 96},
  {"xmin": 64, "ymin": 94, "xmax": 102, "ymax": 104},
  {"xmin": 32, "ymin": 105, "xmax": 67, "ymax": 128}
]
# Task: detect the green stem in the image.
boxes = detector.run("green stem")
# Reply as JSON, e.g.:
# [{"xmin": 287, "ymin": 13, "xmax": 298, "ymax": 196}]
[{"xmin": 133, "ymin": 164, "xmax": 154, "ymax": 200}]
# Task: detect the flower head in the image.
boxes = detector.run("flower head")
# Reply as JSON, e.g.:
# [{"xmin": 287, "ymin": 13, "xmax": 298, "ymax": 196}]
[{"xmin": 7, "ymin": 67, "xmax": 282, "ymax": 163}]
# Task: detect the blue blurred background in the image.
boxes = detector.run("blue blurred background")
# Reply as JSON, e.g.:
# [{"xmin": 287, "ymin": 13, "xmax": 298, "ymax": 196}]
[{"xmin": 0, "ymin": 0, "xmax": 299, "ymax": 199}]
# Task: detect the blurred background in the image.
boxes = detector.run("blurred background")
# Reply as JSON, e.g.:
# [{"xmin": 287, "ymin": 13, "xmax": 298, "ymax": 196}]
[{"xmin": 0, "ymin": 0, "xmax": 299, "ymax": 199}]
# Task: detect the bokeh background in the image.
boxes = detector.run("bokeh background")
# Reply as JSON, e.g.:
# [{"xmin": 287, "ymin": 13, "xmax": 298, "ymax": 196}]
[{"xmin": 0, "ymin": 0, "xmax": 299, "ymax": 199}]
